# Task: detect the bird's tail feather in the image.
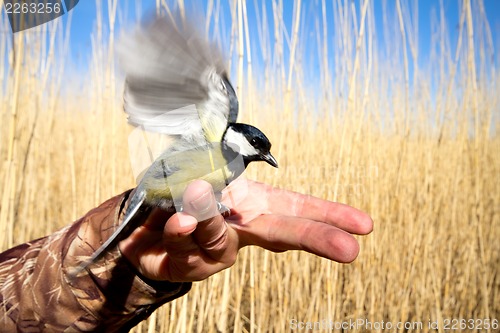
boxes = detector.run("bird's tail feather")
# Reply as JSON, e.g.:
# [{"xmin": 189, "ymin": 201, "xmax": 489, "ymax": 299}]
[{"xmin": 68, "ymin": 190, "xmax": 150, "ymax": 278}]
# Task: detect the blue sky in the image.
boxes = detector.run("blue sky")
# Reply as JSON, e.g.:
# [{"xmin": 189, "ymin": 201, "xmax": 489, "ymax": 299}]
[
  {"xmin": 58, "ymin": 0, "xmax": 499, "ymax": 85},
  {"xmin": 2, "ymin": 0, "xmax": 499, "ymax": 91},
  {"xmin": 66, "ymin": 1, "xmax": 500, "ymax": 52}
]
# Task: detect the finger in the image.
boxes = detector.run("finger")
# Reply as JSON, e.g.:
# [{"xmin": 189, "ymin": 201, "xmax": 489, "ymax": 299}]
[
  {"xmin": 162, "ymin": 212, "xmax": 199, "ymax": 257},
  {"xmin": 248, "ymin": 180, "xmax": 373, "ymax": 235},
  {"xmin": 119, "ymin": 211, "xmax": 199, "ymax": 280},
  {"xmin": 151, "ymin": 212, "xmax": 217, "ymax": 282},
  {"xmin": 159, "ymin": 212, "xmax": 228, "ymax": 282},
  {"xmin": 274, "ymin": 191, "xmax": 373, "ymax": 235},
  {"xmin": 233, "ymin": 215, "xmax": 361, "ymax": 263},
  {"xmin": 182, "ymin": 180, "xmax": 236, "ymax": 263}
]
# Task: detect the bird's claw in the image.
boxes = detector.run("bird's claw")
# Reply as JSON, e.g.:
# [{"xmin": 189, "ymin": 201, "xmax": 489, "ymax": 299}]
[
  {"xmin": 217, "ymin": 202, "xmax": 231, "ymax": 218},
  {"xmin": 178, "ymin": 202, "xmax": 231, "ymax": 218}
]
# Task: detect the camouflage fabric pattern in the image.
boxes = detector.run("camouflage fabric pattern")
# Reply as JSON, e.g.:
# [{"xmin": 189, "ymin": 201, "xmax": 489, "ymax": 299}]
[{"xmin": 0, "ymin": 191, "xmax": 191, "ymax": 332}]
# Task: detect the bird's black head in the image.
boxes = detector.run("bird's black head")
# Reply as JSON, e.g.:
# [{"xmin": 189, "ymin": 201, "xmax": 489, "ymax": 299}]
[{"xmin": 223, "ymin": 123, "xmax": 278, "ymax": 168}]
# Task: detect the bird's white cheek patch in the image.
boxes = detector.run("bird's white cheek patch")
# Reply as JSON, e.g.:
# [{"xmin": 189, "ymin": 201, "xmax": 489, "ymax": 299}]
[{"xmin": 224, "ymin": 130, "xmax": 258, "ymax": 156}]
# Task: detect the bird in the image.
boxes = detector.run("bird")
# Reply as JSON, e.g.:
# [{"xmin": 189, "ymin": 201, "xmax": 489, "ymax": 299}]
[{"xmin": 71, "ymin": 14, "xmax": 278, "ymax": 276}]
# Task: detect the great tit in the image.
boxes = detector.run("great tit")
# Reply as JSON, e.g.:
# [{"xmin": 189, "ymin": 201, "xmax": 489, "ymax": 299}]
[{"xmin": 72, "ymin": 14, "xmax": 277, "ymax": 275}]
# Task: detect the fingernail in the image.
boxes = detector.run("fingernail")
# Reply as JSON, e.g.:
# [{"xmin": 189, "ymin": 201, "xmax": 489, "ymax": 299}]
[
  {"xmin": 190, "ymin": 189, "xmax": 215, "ymax": 220},
  {"xmin": 178, "ymin": 213, "xmax": 197, "ymax": 229}
]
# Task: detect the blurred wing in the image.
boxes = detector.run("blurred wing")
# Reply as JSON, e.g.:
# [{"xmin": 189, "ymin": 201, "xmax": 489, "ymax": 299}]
[{"xmin": 117, "ymin": 14, "xmax": 239, "ymax": 143}]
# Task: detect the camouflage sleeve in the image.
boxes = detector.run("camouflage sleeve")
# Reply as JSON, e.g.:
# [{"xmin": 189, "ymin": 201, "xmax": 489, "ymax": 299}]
[{"xmin": 0, "ymin": 190, "xmax": 191, "ymax": 332}]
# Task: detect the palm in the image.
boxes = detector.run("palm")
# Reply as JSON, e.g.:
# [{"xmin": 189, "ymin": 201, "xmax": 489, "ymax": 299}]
[{"xmin": 222, "ymin": 179, "xmax": 274, "ymax": 223}]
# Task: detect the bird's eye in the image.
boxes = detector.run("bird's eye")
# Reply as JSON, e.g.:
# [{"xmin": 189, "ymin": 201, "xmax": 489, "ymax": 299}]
[{"xmin": 251, "ymin": 138, "xmax": 258, "ymax": 146}]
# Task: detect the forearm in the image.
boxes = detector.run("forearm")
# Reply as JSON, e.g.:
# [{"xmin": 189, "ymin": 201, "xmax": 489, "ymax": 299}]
[{"xmin": 0, "ymin": 191, "xmax": 191, "ymax": 332}]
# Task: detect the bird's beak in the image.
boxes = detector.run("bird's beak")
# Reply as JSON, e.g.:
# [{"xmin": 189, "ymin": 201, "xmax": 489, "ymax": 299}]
[{"xmin": 261, "ymin": 152, "xmax": 278, "ymax": 168}]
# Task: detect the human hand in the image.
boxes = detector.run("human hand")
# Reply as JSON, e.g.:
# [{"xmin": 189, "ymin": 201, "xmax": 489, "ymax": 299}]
[{"xmin": 118, "ymin": 179, "xmax": 373, "ymax": 282}]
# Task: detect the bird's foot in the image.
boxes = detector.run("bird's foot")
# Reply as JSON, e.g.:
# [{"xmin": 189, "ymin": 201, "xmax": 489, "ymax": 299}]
[
  {"xmin": 217, "ymin": 202, "xmax": 231, "ymax": 218},
  {"xmin": 178, "ymin": 202, "xmax": 231, "ymax": 218}
]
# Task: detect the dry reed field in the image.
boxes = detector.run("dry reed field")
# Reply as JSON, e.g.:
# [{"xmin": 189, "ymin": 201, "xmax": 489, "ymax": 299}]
[{"xmin": 1, "ymin": 0, "xmax": 499, "ymax": 332}]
